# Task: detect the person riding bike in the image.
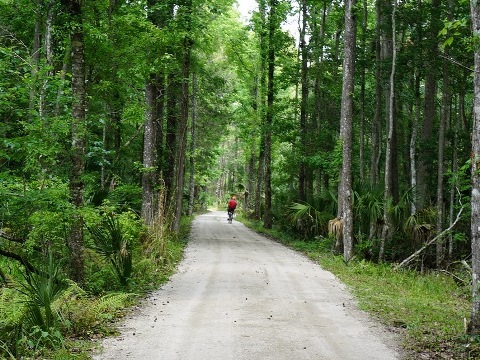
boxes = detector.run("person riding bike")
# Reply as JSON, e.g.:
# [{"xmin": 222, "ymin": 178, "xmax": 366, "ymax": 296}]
[{"xmin": 227, "ymin": 195, "xmax": 237, "ymax": 223}]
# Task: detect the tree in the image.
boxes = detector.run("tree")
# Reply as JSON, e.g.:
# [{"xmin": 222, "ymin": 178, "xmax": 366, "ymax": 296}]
[
  {"xmin": 64, "ymin": 0, "xmax": 86, "ymax": 284},
  {"xmin": 298, "ymin": 0, "xmax": 308, "ymax": 202},
  {"xmin": 468, "ymin": 0, "xmax": 480, "ymax": 336},
  {"xmin": 142, "ymin": 0, "xmax": 169, "ymax": 226},
  {"xmin": 263, "ymin": 0, "xmax": 278, "ymax": 229},
  {"xmin": 338, "ymin": 0, "xmax": 357, "ymax": 262},
  {"xmin": 417, "ymin": 0, "xmax": 441, "ymax": 210},
  {"xmin": 379, "ymin": 0, "xmax": 397, "ymax": 262},
  {"xmin": 172, "ymin": 0, "xmax": 193, "ymax": 232}
]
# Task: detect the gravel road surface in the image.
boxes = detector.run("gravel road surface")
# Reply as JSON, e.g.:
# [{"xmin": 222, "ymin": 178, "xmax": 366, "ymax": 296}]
[{"xmin": 93, "ymin": 211, "xmax": 402, "ymax": 360}]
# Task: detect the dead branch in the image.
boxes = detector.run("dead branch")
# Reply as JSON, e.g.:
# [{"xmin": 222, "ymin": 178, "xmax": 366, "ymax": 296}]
[
  {"xmin": 0, "ymin": 248, "xmax": 38, "ymax": 274},
  {"xmin": 0, "ymin": 230, "xmax": 25, "ymax": 244},
  {"xmin": 394, "ymin": 206, "xmax": 464, "ymax": 271}
]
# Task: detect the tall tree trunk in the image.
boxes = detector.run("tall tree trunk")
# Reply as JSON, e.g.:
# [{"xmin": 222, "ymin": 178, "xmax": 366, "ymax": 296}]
[
  {"xmin": 436, "ymin": 0, "xmax": 454, "ymax": 268},
  {"xmin": 417, "ymin": 0, "xmax": 440, "ymax": 210},
  {"xmin": 312, "ymin": 1, "xmax": 327, "ymax": 197},
  {"xmin": 298, "ymin": 0, "xmax": 308, "ymax": 202},
  {"xmin": 188, "ymin": 73, "xmax": 197, "ymax": 217},
  {"xmin": 468, "ymin": 0, "xmax": 480, "ymax": 335},
  {"xmin": 339, "ymin": 0, "xmax": 357, "ymax": 262},
  {"xmin": 142, "ymin": 0, "xmax": 169, "ymax": 225},
  {"xmin": 172, "ymin": 0, "xmax": 193, "ymax": 232},
  {"xmin": 410, "ymin": 0, "xmax": 423, "ymax": 215},
  {"xmin": 410, "ymin": 72, "xmax": 420, "ymax": 215},
  {"xmin": 165, "ymin": 74, "xmax": 179, "ymax": 202},
  {"xmin": 142, "ymin": 75, "xmax": 158, "ymax": 226},
  {"xmin": 436, "ymin": 51, "xmax": 451, "ymax": 268},
  {"xmin": 448, "ymin": 95, "xmax": 459, "ymax": 259},
  {"xmin": 370, "ymin": 0, "xmax": 383, "ymax": 187},
  {"xmin": 263, "ymin": 0, "xmax": 277, "ymax": 230},
  {"xmin": 379, "ymin": 0, "xmax": 396, "ymax": 262},
  {"xmin": 359, "ymin": 0, "xmax": 367, "ymax": 183},
  {"xmin": 255, "ymin": 0, "xmax": 267, "ymax": 220},
  {"xmin": 66, "ymin": 0, "xmax": 86, "ymax": 284}
]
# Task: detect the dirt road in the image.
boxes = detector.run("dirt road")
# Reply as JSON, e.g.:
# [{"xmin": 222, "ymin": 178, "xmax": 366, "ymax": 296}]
[{"xmin": 93, "ymin": 211, "xmax": 402, "ymax": 360}]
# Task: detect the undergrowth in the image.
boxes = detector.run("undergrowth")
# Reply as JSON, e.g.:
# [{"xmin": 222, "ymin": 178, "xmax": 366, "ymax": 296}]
[
  {"xmin": 239, "ymin": 215, "xmax": 480, "ymax": 359},
  {"xmin": 0, "ymin": 215, "xmax": 191, "ymax": 359}
]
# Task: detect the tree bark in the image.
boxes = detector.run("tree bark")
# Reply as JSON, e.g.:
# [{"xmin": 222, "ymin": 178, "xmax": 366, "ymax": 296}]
[
  {"xmin": 254, "ymin": 0, "xmax": 267, "ymax": 220},
  {"xmin": 410, "ymin": 72, "xmax": 420, "ymax": 215},
  {"xmin": 165, "ymin": 73, "xmax": 179, "ymax": 203},
  {"xmin": 298, "ymin": 0, "xmax": 308, "ymax": 203},
  {"xmin": 417, "ymin": 0, "xmax": 440, "ymax": 210},
  {"xmin": 370, "ymin": 0, "xmax": 383, "ymax": 187},
  {"xmin": 436, "ymin": 52, "xmax": 451, "ymax": 268},
  {"xmin": 263, "ymin": 0, "xmax": 277, "ymax": 229},
  {"xmin": 66, "ymin": 0, "xmax": 86, "ymax": 284},
  {"xmin": 142, "ymin": 75, "xmax": 158, "ymax": 226},
  {"xmin": 468, "ymin": 0, "xmax": 480, "ymax": 335},
  {"xmin": 339, "ymin": 0, "xmax": 357, "ymax": 262},
  {"xmin": 188, "ymin": 73, "xmax": 197, "ymax": 217},
  {"xmin": 172, "ymin": 0, "xmax": 193, "ymax": 232},
  {"xmin": 379, "ymin": 0, "xmax": 396, "ymax": 262},
  {"xmin": 359, "ymin": 0, "xmax": 367, "ymax": 184}
]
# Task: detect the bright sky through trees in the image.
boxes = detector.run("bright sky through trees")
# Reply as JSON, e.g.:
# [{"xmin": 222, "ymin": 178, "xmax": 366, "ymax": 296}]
[
  {"xmin": 235, "ymin": 0, "xmax": 299, "ymax": 41},
  {"xmin": 235, "ymin": 0, "xmax": 257, "ymax": 23}
]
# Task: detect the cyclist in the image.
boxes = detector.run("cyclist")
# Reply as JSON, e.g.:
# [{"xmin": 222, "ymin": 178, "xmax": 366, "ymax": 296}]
[{"xmin": 227, "ymin": 195, "xmax": 237, "ymax": 223}]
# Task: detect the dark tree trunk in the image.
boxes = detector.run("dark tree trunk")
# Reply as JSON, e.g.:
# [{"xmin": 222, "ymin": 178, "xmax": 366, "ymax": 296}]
[
  {"xmin": 298, "ymin": 0, "xmax": 308, "ymax": 203},
  {"xmin": 165, "ymin": 74, "xmax": 179, "ymax": 202},
  {"xmin": 263, "ymin": 0, "xmax": 277, "ymax": 229},
  {"xmin": 417, "ymin": 0, "xmax": 440, "ymax": 210},
  {"xmin": 255, "ymin": 0, "xmax": 267, "ymax": 220},
  {"xmin": 359, "ymin": 0, "xmax": 367, "ymax": 183},
  {"xmin": 188, "ymin": 73, "xmax": 197, "ymax": 217},
  {"xmin": 66, "ymin": 0, "xmax": 86, "ymax": 284},
  {"xmin": 142, "ymin": 75, "xmax": 159, "ymax": 226},
  {"xmin": 436, "ymin": 0, "xmax": 453, "ymax": 268},
  {"xmin": 370, "ymin": 0, "xmax": 383, "ymax": 187},
  {"xmin": 172, "ymin": 0, "xmax": 193, "ymax": 232}
]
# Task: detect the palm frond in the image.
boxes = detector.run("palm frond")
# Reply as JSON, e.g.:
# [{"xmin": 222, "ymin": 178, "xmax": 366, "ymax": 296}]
[{"xmin": 86, "ymin": 213, "xmax": 132, "ymax": 286}]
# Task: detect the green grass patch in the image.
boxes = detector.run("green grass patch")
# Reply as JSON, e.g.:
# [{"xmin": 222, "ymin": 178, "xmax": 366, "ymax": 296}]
[{"xmin": 238, "ymin": 215, "xmax": 479, "ymax": 359}]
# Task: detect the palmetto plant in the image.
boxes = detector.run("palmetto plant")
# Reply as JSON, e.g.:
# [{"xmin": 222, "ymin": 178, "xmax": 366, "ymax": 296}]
[
  {"xmin": 17, "ymin": 254, "xmax": 67, "ymax": 332},
  {"xmin": 14, "ymin": 253, "xmax": 68, "ymax": 352},
  {"xmin": 404, "ymin": 207, "xmax": 436, "ymax": 249},
  {"xmin": 87, "ymin": 213, "xmax": 132, "ymax": 287},
  {"xmin": 287, "ymin": 202, "xmax": 331, "ymax": 238}
]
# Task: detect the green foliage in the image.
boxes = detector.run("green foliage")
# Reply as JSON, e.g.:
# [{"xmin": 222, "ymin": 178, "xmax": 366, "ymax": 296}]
[
  {"xmin": 86, "ymin": 213, "xmax": 134, "ymax": 287},
  {"xmin": 404, "ymin": 207, "xmax": 436, "ymax": 247},
  {"xmin": 286, "ymin": 202, "xmax": 331, "ymax": 238},
  {"xmin": 17, "ymin": 254, "xmax": 68, "ymax": 336},
  {"xmin": 0, "ymin": 254, "xmax": 67, "ymax": 358},
  {"xmin": 54, "ymin": 284, "xmax": 135, "ymax": 338},
  {"xmin": 353, "ymin": 184, "xmax": 384, "ymax": 235}
]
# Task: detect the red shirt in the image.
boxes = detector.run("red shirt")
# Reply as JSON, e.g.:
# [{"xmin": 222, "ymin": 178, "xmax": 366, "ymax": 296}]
[{"xmin": 228, "ymin": 199, "xmax": 237, "ymax": 210}]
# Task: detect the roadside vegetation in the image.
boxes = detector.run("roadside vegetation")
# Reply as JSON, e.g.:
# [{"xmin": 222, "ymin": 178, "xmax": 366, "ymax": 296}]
[
  {"xmin": 0, "ymin": 204, "xmax": 190, "ymax": 360},
  {"xmin": 239, "ymin": 214, "xmax": 479, "ymax": 360}
]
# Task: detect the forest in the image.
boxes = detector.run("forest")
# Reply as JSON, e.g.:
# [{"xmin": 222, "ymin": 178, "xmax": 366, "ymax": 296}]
[{"xmin": 2, "ymin": 0, "xmax": 480, "ymax": 358}]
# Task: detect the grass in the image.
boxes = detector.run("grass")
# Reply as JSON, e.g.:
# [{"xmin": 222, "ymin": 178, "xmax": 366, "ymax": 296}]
[{"xmin": 239, "ymin": 215, "xmax": 480, "ymax": 359}]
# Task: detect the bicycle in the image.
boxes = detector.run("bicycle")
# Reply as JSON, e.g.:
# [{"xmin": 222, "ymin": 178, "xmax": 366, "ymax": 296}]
[{"xmin": 227, "ymin": 210, "xmax": 234, "ymax": 223}]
